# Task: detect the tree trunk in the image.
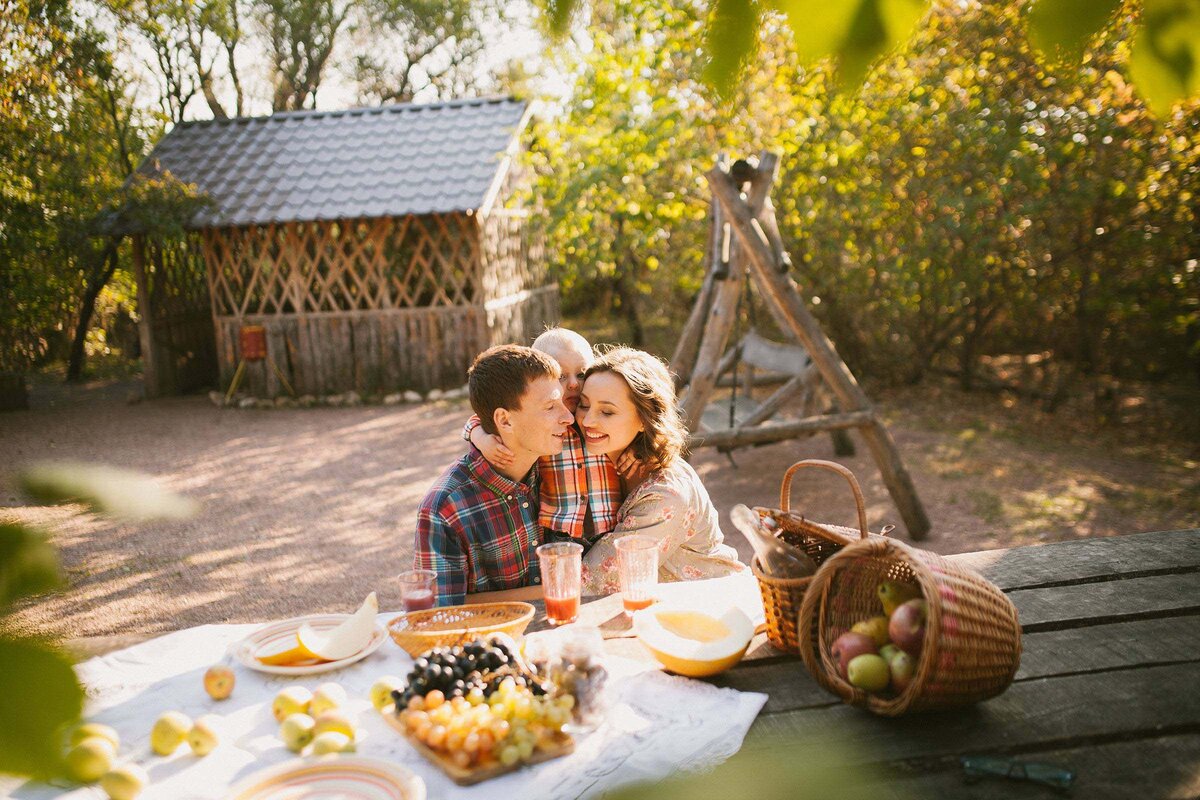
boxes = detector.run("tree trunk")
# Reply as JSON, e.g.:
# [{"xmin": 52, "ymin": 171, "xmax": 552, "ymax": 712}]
[
  {"xmin": 66, "ymin": 241, "xmax": 120, "ymax": 382},
  {"xmin": 612, "ymin": 215, "xmax": 645, "ymax": 346}
]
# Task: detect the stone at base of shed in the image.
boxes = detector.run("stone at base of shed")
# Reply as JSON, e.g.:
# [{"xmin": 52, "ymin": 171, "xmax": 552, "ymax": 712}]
[{"xmin": 209, "ymin": 386, "xmax": 468, "ymax": 410}]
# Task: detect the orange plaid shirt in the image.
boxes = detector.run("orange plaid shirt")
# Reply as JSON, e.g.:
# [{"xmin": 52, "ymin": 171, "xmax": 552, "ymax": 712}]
[{"xmin": 462, "ymin": 416, "xmax": 622, "ymax": 540}]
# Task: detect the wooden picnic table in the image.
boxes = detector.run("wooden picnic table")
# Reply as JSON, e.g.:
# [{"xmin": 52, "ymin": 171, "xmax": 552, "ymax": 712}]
[{"xmin": 530, "ymin": 528, "xmax": 1200, "ymax": 799}]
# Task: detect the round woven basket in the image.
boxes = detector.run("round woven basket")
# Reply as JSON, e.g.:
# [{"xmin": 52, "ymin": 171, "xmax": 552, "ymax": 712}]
[
  {"xmin": 752, "ymin": 460, "xmax": 892, "ymax": 654},
  {"xmin": 387, "ymin": 602, "xmax": 535, "ymax": 657},
  {"xmin": 797, "ymin": 537, "xmax": 1022, "ymax": 716}
]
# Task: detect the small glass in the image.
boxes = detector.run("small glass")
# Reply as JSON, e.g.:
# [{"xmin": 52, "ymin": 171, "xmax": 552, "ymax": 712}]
[
  {"xmin": 398, "ymin": 569, "xmax": 437, "ymax": 612},
  {"xmin": 615, "ymin": 535, "xmax": 658, "ymax": 616},
  {"xmin": 552, "ymin": 625, "xmax": 608, "ymax": 734},
  {"xmin": 537, "ymin": 541, "xmax": 583, "ymax": 625}
]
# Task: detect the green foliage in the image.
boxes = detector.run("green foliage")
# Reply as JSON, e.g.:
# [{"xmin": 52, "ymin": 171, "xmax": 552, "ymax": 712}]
[
  {"xmin": 0, "ymin": 517, "xmax": 78, "ymax": 781},
  {"xmin": 0, "ymin": 637, "xmax": 84, "ymax": 780},
  {"xmin": 605, "ymin": 737, "xmax": 894, "ymax": 800},
  {"xmin": 0, "ymin": 464, "xmax": 199, "ymax": 780},
  {"xmin": 537, "ymin": 0, "xmax": 1200, "ymax": 112},
  {"xmin": 0, "ymin": 524, "xmax": 62, "ymax": 609},
  {"xmin": 19, "ymin": 462, "xmax": 201, "ymax": 521},
  {"xmin": 530, "ymin": 2, "xmax": 813, "ymax": 345},
  {"xmin": 537, "ymin": 0, "xmax": 1199, "ymax": 384}
]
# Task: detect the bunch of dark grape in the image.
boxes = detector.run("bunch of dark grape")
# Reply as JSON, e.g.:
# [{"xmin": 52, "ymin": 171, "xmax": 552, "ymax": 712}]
[{"xmin": 392, "ymin": 638, "xmax": 544, "ymax": 710}]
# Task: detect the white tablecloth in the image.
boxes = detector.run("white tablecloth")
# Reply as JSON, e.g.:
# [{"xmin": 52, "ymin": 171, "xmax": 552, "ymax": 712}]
[{"xmin": 6, "ymin": 577, "xmax": 768, "ymax": 799}]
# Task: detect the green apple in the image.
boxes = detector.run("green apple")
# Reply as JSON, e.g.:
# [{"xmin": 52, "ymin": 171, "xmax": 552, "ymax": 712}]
[
  {"xmin": 187, "ymin": 715, "xmax": 219, "ymax": 756},
  {"xmin": 312, "ymin": 710, "xmax": 355, "ymax": 741},
  {"xmin": 279, "ymin": 713, "xmax": 316, "ymax": 752},
  {"xmin": 68, "ymin": 722, "xmax": 120, "ymax": 751},
  {"xmin": 272, "ymin": 686, "xmax": 313, "ymax": 722},
  {"xmin": 100, "ymin": 763, "xmax": 148, "ymax": 800},
  {"xmin": 309, "ymin": 682, "xmax": 346, "ymax": 716},
  {"xmin": 311, "ymin": 731, "xmax": 355, "ymax": 755},
  {"xmin": 878, "ymin": 644, "xmax": 902, "ymax": 663},
  {"xmin": 150, "ymin": 711, "xmax": 192, "ymax": 755},
  {"xmin": 846, "ymin": 653, "xmax": 891, "ymax": 693},
  {"xmin": 369, "ymin": 676, "xmax": 403, "ymax": 711},
  {"xmin": 65, "ymin": 737, "xmax": 116, "ymax": 782}
]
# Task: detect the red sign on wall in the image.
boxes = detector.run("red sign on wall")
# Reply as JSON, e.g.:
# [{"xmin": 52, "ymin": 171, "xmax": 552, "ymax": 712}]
[{"xmin": 239, "ymin": 326, "xmax": 268, "ymax": 361}]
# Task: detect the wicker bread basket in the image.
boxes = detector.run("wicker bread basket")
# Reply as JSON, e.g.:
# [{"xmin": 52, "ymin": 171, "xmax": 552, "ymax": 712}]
[
  {"xmin": 752, "ymin": 459, "xmax": 893, "ymax": 654},
  {"xmin": 797, "ymin": 537, "xmax": 1022, "ymax": 716},
  {"xmin": 387, "ymin": 602, "xmax": 535, "ymax": 657}
]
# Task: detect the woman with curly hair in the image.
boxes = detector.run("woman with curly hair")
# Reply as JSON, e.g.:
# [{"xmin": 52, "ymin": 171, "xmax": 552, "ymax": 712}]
[{"xmin": 576, "ymin": 347, "xmax": 745, "ymax": 595}]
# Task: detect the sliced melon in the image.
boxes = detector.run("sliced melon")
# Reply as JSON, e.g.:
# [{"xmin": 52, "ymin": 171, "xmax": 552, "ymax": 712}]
[
  {"xmin": 257, "ymin": 593, "xmax": 378, "ymax": 666},
  {"xmin": 634, "ymin": 604, "xmax": 753, "ymax": 678}
]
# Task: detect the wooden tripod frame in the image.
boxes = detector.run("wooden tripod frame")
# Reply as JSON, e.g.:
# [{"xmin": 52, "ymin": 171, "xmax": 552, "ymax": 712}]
[{"xmin": 672, "ymin": 153, "xmax": 931, "ymax": 539}]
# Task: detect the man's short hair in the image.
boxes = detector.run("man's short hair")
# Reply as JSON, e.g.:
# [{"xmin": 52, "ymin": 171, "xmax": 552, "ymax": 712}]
[{"xmin": 468, "ymin": 345, "xmax": 562, "ymax": 435}]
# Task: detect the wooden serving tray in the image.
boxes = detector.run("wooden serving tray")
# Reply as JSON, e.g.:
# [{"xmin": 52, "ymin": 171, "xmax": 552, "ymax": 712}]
[{"xmin": 382, "ymin": 705, "xmax": 574, "ymax": 785}]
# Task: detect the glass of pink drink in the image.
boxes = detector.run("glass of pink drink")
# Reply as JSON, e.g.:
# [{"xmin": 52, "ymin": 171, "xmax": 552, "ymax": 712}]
[
  {"xmin": 537, "ymin": 541, "xmax": 583, "ymax": 625},
  {"xmin": 398, "ymin": 569, "xmax": 437, "ymax": 612}
]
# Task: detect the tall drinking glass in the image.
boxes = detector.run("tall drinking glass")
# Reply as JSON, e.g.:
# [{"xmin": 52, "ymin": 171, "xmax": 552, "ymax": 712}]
[
  {"xmin": 398, "ymin": 569, "xmax": 437, "ymax": 612},
  {"xmin": 537, "ymin": 541, "xmax": 583, "ymax": 625},
  {"xmin": 615, "ymin": 535, "xmax": 658, "ymax": 615}
]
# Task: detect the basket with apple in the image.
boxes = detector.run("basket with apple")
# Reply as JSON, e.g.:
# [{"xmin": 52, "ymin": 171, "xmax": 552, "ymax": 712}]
[
  {"xmin": 745, "ymin": 460, "xmax": 895, "ymax": 655},
  {"xmin": 797, "ymin": 537, "xmax": 1022, "ymax": 716}
]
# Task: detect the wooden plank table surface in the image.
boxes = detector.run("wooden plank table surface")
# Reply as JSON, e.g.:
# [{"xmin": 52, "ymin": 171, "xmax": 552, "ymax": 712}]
[{"xmin": 530, "ymin": 528, "xmax": 1200, "ymax": 799}]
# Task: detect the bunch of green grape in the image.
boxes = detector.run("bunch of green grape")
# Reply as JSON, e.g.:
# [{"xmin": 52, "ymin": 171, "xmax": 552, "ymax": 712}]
[{"xmin": 398, "ymin": 676, "xmax": 575, "ymax": 769}]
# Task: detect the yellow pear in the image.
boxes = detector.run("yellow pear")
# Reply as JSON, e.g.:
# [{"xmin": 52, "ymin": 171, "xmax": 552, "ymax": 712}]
[
  {"xmin": 100, "ymin": 763, "xmax": 148, "ymax": 800},
  {"xmin": 279, "ymin": 713, "xmax": 316, "ymax": 752},
  {"xmin": 149, "ymin": 711, "xmax": 192, "ymax": 755},
  {"xmin": 309, "ymin": 682, "xmax": 346, "ymax": 716},
  {"xmin": 187, "ymin": 715, "xmax": 219, "ymax": 756},
  {"xmin": 878, "ymin": 580, "xmax": 921, "ymax": 616},
  {"xmin": 312, "ymin": 710, "xmax": 355, "ymax": 741},
  {"xmin": 66, "ymin": 738, "xmax": 115, "ymax": 782},
  {"xmin": 311, "ymin": 731, "xmax": 355, "ymax": 755},
  {"xmin": 68, "ymin": 722, "xmax": 120, "ymax": 751},
  {"xmin": 369, "ymin": 676, "xmax": 403, "ymax": 711},
  {"xmin": 272, "ymin": 686, "xmax": 313, "ymax": 722}
]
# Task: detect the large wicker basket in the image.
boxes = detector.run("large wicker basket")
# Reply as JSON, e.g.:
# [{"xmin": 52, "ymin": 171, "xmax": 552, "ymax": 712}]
[
  {"xmin": 387, "ymin": 602, "xmax": 535, "ymax": 657},
  {"xmin": 797, "ymin": 537, "xmax": 1022, "ymax": 716},
  {"xmin": 752, "ymin": 459, "xmax": 892, "ymax": 654}
]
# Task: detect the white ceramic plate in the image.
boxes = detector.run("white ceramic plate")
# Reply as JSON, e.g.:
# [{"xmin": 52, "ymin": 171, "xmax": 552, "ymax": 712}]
[
  {"xmin": 228, "ymin": 756, "xmax": 426, "ymax": 800},
  {"xmin": 232, "ymin": 614, "xmax": 389, "ymax": 676}
]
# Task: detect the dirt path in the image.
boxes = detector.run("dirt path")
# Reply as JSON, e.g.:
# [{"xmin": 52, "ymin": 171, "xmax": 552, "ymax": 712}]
[{"xmin": 2, "ymin": 377, "xmax": 1196, "ymax": 644}]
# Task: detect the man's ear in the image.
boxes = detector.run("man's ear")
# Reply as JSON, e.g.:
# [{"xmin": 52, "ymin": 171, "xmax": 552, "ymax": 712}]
[{"xmin": 493, "ymin": 407, "xmax": 512, "ymax": 434}]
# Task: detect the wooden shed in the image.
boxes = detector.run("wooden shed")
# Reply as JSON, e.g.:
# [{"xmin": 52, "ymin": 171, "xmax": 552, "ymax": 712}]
[{"xmin": 130, "ymin": 96, "xmax": 556, "ymax": 398}]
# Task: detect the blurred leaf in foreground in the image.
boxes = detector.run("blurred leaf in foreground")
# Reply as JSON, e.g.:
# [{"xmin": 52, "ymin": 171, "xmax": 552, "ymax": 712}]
[
  {"xmin": 1028, "ymin": 0, "xmax": 1123, "ymax": 61},
  {"xmin": 18, "ymin": 462, "xmax": 199, "ymax": 522},
  {"xmin": 0, "ymin": 523, "xmax": 62, "ymax": 610},
  {"xmin": 0, "ymin": 636, "xmax": 84, "ymax": 780},
  {"xmin": 777, "ymin": 0, "xmax": 925, "ymax": 89},
  {"xmin": 703, "ymin": 0, "xmax": 762, "ymax": 97},
  {"xmin": 605, "ymin": 737, "xmax": 902, "ymax": 800},
  {"xmin": 1129, "ymin": 0, "xmax": 1200, "ymax": 114}
]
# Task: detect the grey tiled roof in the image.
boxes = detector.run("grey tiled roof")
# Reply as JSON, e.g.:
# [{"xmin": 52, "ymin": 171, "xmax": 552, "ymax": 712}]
[{"xmin": 139, "ymin": 96, "xmax": 528, "ymax": 229}]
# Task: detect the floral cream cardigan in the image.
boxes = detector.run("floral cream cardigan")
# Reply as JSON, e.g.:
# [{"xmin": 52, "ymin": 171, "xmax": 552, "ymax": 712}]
[{"xmin": 581, "ymin": 458, "xmax": 745, "ymax": 595}]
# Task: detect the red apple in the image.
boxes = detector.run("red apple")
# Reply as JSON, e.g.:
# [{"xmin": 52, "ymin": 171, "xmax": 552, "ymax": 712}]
[
  {"xmin": 887, "ymin": 649, "xmax": 916, "ymax": 692},
  {"xmin": 888, "ymin": 599, "xmax": 927, "ymax": 656},
  {"xmin": 830, "ymin": 631, "xmax": 878, "ymax": 678}
]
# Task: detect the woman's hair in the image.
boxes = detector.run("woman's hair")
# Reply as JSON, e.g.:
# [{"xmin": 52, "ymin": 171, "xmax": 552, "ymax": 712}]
[{"xmin": 584, "ymin": 347, "xmax": 687, "ymax": 470}]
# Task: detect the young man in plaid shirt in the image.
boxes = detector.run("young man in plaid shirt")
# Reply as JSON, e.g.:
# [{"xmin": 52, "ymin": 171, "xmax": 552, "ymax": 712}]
[
  {"xmin": 415, "ymin": 345, "xmax": 575, "ymax": 606},
  {"xmin": 463, "ymin": 328, "xmax": 627, "ymax": 547}
]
